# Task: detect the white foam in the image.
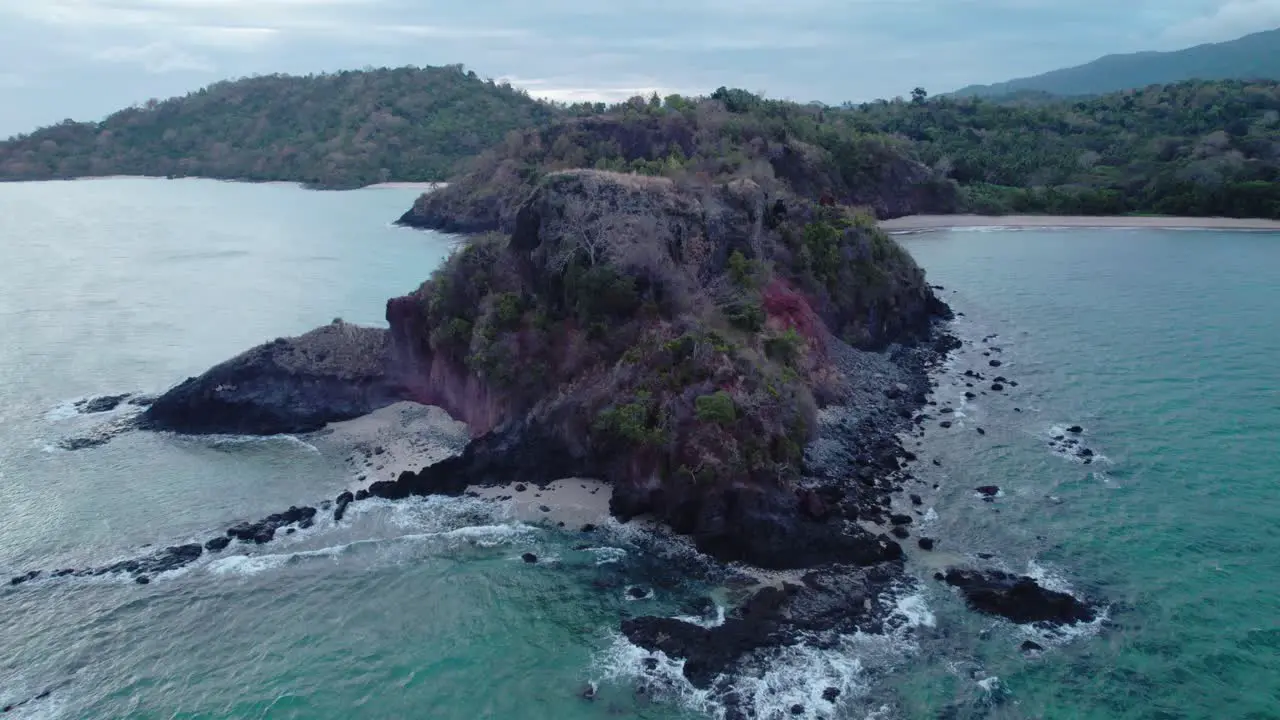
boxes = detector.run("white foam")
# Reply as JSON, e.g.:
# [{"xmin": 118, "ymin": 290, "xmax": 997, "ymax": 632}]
[
  {"xmin": 595, "ymin": 583, "xmax": 932, "ymax": 719},
  {"xmin": 203, "ymin": 434, "xmax": 320, "ymax": 453},
  {"xmin": 44, "ymin": 400, "xmax": 82, "ymax": 422},
  {"xmin": 587, "ymin": 547, "xmax": 628, "ymax": 565},
  {"xmin": 892, "ymin": 591, "xmax": 937, "ymax": 628},
  {"xmin": 596, "ymin": 636, "xmax": 719, "ymax": 717},
  {"xmin": 674, "ymin": 603, "xmax": 726, "ymax": 629},
  {"xmin": 1025, "ymin": 560, "xmax": 1073, "ymax": 594},
  {"xmin": 1041, "ymin": 424, "xmax": 1110, "ymax": 465},
  {"xmin": 976, "ymin": 676, "xmax": 1001, "ymax": 692}
]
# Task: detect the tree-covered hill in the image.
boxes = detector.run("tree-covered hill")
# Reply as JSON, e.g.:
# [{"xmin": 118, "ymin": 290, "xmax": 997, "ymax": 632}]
[
  {"xmin": 848, "ymin": 80, "xmax": 1280, "ymax": 218},
  {"xmin": 399, "ymin": 87, "xmax": 958, "ymax": 233},
  {"xmin": 0, "ymin": 65, "xmax": 559, "ymax": 188},
  {"xmin": 952, "ymin": 28, "xmax": 1280, "ymax": 98}
]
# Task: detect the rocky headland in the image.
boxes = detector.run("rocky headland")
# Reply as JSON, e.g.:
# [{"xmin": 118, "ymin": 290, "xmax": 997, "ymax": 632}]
[
  {"xmin": 21, "ymin": 102, "xmax": 1098, "ymax": 715},
  {"xmin": 139, "ymin": 321, "xmax": 407, "ymax": 435}
]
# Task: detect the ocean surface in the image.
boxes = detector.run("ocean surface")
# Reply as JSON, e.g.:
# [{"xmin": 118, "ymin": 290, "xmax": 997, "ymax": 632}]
[{"xmin": 0, "ymin": 179, "xmax": 1277, "ymax": 719}]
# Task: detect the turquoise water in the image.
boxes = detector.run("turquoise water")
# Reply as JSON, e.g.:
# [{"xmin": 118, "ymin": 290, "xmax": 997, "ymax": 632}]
[
  {"xmin": 2, "ymin": 181, "xmax": 1278, "ymax": 719},
  {"xmin": 890, "ymin": 228, "xmax": 1280, "ymax": 718},
  {"xmin": 0, "ymin": 180, "xmax": 707, "ymax": 720}
]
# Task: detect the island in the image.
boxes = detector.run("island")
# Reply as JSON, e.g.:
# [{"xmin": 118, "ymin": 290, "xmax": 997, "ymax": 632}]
[{"xmin": 108, "ymin": 100, "xmax": 1095, "ymax": 704}]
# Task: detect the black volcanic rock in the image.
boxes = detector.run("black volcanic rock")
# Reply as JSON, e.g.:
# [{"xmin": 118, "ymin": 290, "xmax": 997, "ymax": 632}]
[
  {"xmin": 141, "ymin": 321, "xmax": 407, "ymax": 435},
  {"xmin": 227, "ymin": 506, "xmax": 317, "ymax": 543},
  {"xmin": 623, "ymin": 566, "xmax": 891, "ymax": 688},
  {"xmin": 942, "ymin": 569, "xmax": 1095, "ymax": 624}
]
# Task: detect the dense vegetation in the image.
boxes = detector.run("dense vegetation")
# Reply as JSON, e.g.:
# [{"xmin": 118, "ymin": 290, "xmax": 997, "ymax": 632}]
[
  {"xmin": 391, "ymin": 168, "xmax": 942, "ymax": 560},
  {"xmin": 0, "ymin": 65, "xmax": 558, "ymax": 188},
  {"xmin": 400, "ymin": 87, "xmax": 957, "ymax": 232},
  {"xmin": 952, "ymin": 28, "xmax": 1280, "ymax": 98},
  {"xmin": 847, "ymin": 80, "xmax": 1280, "ymax": 217}
]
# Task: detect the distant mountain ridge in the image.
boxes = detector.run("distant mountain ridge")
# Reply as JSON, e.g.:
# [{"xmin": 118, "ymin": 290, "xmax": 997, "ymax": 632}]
[{"xmin": 951, "ymin": 27, "xmax": 1280, "ymax": 98}]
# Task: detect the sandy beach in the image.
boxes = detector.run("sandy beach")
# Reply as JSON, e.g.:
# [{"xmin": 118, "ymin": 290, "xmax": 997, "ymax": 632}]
[
  {"xmin": 881, "ymin": 214, "xmax": 1280, "ymax": 232},
  {"xmin": 324, "ymin": 401, "xmax": 471, "ymax": 485},
  {"xmin": 322, "ymin": 400, "xmax": 614, "ymax": 527},
  {"xmin": 361, "ymin": 181, "xmax": 447, "ymax": 190}
]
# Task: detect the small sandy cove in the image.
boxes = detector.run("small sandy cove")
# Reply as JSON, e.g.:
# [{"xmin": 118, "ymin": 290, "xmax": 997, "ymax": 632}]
[
  {"xmin": 880, "ymin": 214, "xmax": 1280, "ymax": 232},
  {"xmin": 323, "ymin": 401, "xmax": 612, "ymax": 527}
]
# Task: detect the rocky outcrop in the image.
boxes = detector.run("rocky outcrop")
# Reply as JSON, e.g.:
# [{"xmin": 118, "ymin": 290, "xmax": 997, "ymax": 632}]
[
  {"xmin": 941, "ymin": 568, "xmax": 1097, "ymax": 625},
  {"xmin": 141, "ymin": 321, "xmax": 408, "ymax": 435},
  {"xmin": 377, "ymin": 170, "xmax": 953, "ymax": 568},
  {"xmin": 8, "ymin": 503, "xmax": 320, "ymax": 586},
  {"xmin": 622, "ymin": 565, "xmax": 898, "ymax": 688},
  {"xmin": 140, "ymin": 169, "xmax": 951, "ymax": 575}
]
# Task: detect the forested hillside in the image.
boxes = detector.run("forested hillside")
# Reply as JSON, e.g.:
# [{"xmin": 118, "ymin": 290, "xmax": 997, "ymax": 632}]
[
  {"xmin": 0, "ymin": 65, "xmax": 558, "ymax": 188},
  {"xmin": 952, "ymin": 28, "xmax": 1280, "ymax": 98},
  {"xmin": 848, "ymin": 80, "xmax": 1280, "ymax": 218},
  {"xmin": 398, "ymin": 86, "xmax": 958, "ymax": 233}
]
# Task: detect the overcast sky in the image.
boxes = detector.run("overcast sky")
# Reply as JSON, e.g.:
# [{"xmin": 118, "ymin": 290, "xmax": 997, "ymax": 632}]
[{"xmin": 1, "ymin": 0, "xmax": 1278, "ymax": 138}]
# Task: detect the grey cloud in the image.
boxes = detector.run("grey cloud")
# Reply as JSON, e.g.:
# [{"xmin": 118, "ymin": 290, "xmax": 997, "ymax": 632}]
[{"xmin": 2, "ymin": 0, "xmax": 1279, "ymax": 138}]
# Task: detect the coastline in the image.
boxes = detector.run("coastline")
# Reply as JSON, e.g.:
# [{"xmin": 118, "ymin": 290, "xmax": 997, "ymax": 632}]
[
  {"xmin": 54, "ymin": 175, "xmax": 446, "ymax": 191},
  {"xmin": 881, "ymin": 213, "xmax": 1280, "ymax": 232}
]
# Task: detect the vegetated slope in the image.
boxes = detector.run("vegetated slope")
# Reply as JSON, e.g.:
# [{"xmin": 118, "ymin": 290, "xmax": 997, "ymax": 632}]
[
  {"xmin": 383, "ymin": 168, "xmax": 949, "ymax": 566},
  {"xmin": 952, "ymin": 27, "xmax": 1280, "ymax": 98},
  {"xmin": 398, "ymin": 88, "xmax": 958, "ymax": 232},
  {"xmin": 848, "ymin": 80, "xmax": 1280, "ymax": 217},
  {"xmin": 0, "ymin": 65, "xmax": 559, "ymax": 188}
]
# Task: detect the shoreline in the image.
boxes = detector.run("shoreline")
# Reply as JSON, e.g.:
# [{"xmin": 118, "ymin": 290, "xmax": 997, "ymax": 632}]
[
  {"xmin": 880, "ymin": 214, "xmax": 1280, "ymax": 232},
  {"xmin": 43, "ymin": 175, "xmax": 448, "ymax": 191}
]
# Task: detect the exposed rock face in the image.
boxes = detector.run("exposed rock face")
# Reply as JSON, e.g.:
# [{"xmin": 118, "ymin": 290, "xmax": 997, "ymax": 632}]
[
  {"xmin": 141, "ymin": 321, "xmax": 408, "ymax": 435},
  {"xmin": 385, "ymin": 295, "xmax": 512, "ymax": 435}
]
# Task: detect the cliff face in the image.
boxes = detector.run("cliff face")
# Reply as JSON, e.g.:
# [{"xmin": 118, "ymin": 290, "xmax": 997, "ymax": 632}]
[{"xmin": 379, "ymin": 169, "xmax": 949, "ymax": 567}]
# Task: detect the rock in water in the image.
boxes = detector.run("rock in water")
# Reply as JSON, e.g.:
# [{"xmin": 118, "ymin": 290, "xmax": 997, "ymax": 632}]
[
  {"xmin": 204, "ymin": 536, "xmax": 231, "ymax": 552},
  {"xmin": 334, "ymin": 491, "xmax": 354, "ymax": 522},
  {"xmin": 942, "ymin": 568, "xmax": 1096, "ymax": 624},
  {"xmin": 227, "ymin": 506, "xmax": 318, "ymax": 543},
  {"xmin": 140, "ymin": 321, "xmax": 407, "ymax": 435},
  {"xmin": 522, "ymin": 553, "xmax": 538, "ymax": 564},
  {"xmin": 76, "ymin": 393, "xmax": 131, "ymax": 413}
]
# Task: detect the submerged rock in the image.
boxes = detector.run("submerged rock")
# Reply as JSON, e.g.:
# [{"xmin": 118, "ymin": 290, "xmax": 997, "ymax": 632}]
[{"xmin": 75, "ymin": 393, "xmax": 131, "ymax": 413}]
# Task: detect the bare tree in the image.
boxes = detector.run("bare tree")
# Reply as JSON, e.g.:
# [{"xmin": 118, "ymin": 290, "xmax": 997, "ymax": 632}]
[{"xmin": 546, "ymin": 172, "xmax": 669, "ymax": 272}]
